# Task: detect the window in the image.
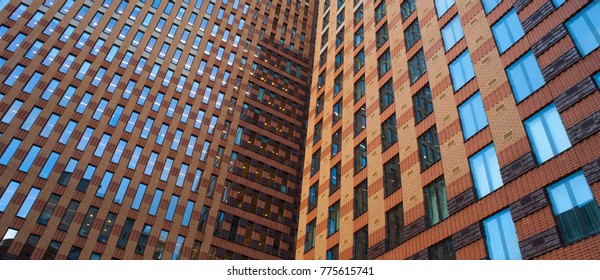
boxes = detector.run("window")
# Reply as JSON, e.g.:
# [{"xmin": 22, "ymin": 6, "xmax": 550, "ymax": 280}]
[
  {"xmin": 330, "ymin": 163, "xmax": 340, "ymax": 193},
  {"xmin": 418, "ymin": 126, "xmax": 441, "ymax": 171},
  {"xmin": 316, "ymin": 94, "xmax": 324, "ymax": 115},
  {"xmin": 429, "ymin": 238, "xmax": 456, "ymax": 260},
  {"xmin": 524, "ymin": 104, "xmax": 571, "ymax": 164},
  {"xmin": 311, "ymin": 150, "xmax": 321, "ymax": 176},
  {"xmin": 354, "ymin": 75, "xmax": 365, "ymax": 102},
  {"xmin": 376, "ymin": 23, "xmax": 389, "ymax": 49},
  {"xmin": 386, "ymin": 204, "xmax": 404, "ymax": 249},
  {"xmin": 0, "ymin": 228, "xmax": 18, "ymax": 259},
  {"xmin": 58, "ymin": 200, "xmax": 79, "ymax": 232},
  {"xmin": 354, "ymin": 105, "xmax": 367, "ymax": 136},
  {"xmin": 384, "ymin": 156, "xmax": 401, "ymax": 197},
  {"xmin": 67, "ymin": 246, "xmax": 82, "ymax": 260},
  {"xmin": 484, "ymin": 209, "xmax": 522, "ymax": 260},
  {"xmin": 332, "ymin": 129, "xmax": 341, "ymax": 157},
  {"xmin": 354, "ymin": 50, "xmax": 365, "ymax": 73},
  {"xmin": 380, "ymin": 79, "xmax": 394, "ymax": 111},
  {"xmin": 78, "ymin": 206, "xmax": 99, "ymax": 237},
  {"xmin": 353, "ymin": 226, "xmax": 368, "ymax": 260},
  {"xmin": 470, "ymin": 144, "xmax": 503, "ymax": 198},
  {"xmin": 408, "ymin": 49, "xmax": 427, "ymax": 83},
  {"xmin": 374, "ymin": 2, "xmax": 386, "ymax": 22},
  {"xmin": 441, "ymin": 16, "xmax": 464, "ymax": 51},
  {"xmin": 97, "ymin": 212, "xmax": 116, "ymax": 243},
  {"xmin": 354, "ymin": 141, "xmax": 367, "ymax": 172},
  {"xmin": 305, "ymin": 219, "xmax": 316, "ymax": 252},
  {"xmin": 308, "ymin": 182, "xmax": 318, "ymax": 212},
  {"xmin": 149, "ymin": 189, "xmax": 163, "ymax": 216},
  {"xmin": 413, "ymin": 85, "xmax": 433, "ymax": 124},
  {"xmin": 401, "ymin": 0, "xmax": 417, "ymax": 21},
  {"xmin": 43, "ymin": 240, "xmax": 61, "ymax": 260},
  {"xmin": 117, "ymin": 218, "xmax": 134, "ymax": 249},
  {"xmin": 458, "ymin": 92, "xmax": 488, "ymax": 140},
  {"xmin": 435, "ymin": 0, "xmax": 455, "ymax": 18},
  {"xmin": 354, "ymin": 26, "xmax": 364, "ymax": 47},
  {"xmin": 0, "ymin": 181, "xmax": 20, "ymax": 212},
  {"xmin": 326, "ymin": 246, "xmax": 339, "ymax": 260},
  {"xmin": 547, "ymin": 171, "xmax": 600, "ymax": 244},
  {"xmin": 378, "ymin": 49, "xmax": 392, "ymax": 77},
  {"xmin": 328, "ymin": 202, "xmax": 340, "ymax": 236},
  {"xmin": 492, "ymin": 9, "xmax": 524, "ymax": 54},
  {"xmin": 405, "ymin": 20, "xmax": 421, "ymax": 50},
  {"xmin": 506, "ymin": 51, "xmax": 545, "ymax": 102},
  {"xmin": 424, "ymin": 177, "xmax": 449, "ymax": 226},
  {"xmin": 566, "ymin": 1, "xmax": 600, "ymax": 57},
  {"xmin": 381, "ymin": 114, "xmax": 398, "ymax": 151},
  {"xmin": 37, "ymin": 194, "xmax": 60, "ymax": 225},
  {"xmin": 0, "ymin": 138, "xmax": 21, "ymax": 166},
  {"xmin": 449, "ymin": 50, "xmax": 476, "ymax": 91},
  {"xmin": 333, "ymin": 99, "xmax": 343, "ymax": 124},
  {"xmin": 354, "ymin": 180, "xmax": 368, "ymax": 218},
  {"xmin": 482, "ymin": 0, "xmax": 502, "ymax": 13},
  {"xmin": 136, "ymin": 224, "xmax": 152, "ymax": 254}
]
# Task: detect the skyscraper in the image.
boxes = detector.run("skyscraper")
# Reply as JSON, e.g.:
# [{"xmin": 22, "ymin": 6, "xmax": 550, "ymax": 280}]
[
  {"xmin": 0, "ymin": 0, "xmax": 316, "ymax": 260},
  {"xmin": 297, "ymin": 0, "xmax": 600, "ymax": 260}
]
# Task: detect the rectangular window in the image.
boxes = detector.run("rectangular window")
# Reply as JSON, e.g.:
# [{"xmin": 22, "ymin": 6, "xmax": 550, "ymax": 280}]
[
  {"xmin": 19, "ymin": 145, "xmax": 41, "ymax": 173},
  {"xmin": 97, "ymin": 212, "xmax": 117, "ymax": 243},
  {"xmin": 354, "ymin": 141, "xmax": 367, "ymax": 173},
  {"xmin": 492, "ymin": 9, "xmax": 525, "ymax": 53},
  {"xmin": 0, "ymin": 181, "xmax": 20, "ymax": 212},
  {"xmin": 114, "ymin": 177, "xmax": 130, "ymax": 204},
  {"xmin": 408, "ymin": 49, "xmax": 427, "ymax": 83},
  {"xmin": 42, "ymin": 240, "xmax": 61, "ymax": 260},
  {"xmin": 116, "ymin": 218, "xmax": 134, "ymax": 249},
  {"xmin": 58, "ymin": 200, "xmax": 79, "ymax": 232},
  {"xmin": 567, "ymin": 2, "xmax": 600, "ymax": 56},
  {"xmin": 311, "ymin": 149, "xmax": 321, "ymax": 176},
  {"xmin": 37, "ymin": 193, "xmax": 60, "ymax": 225},
  {"xmin": 328, "ymin": 202, "xmax": 340, "ymax": 236},
  {"xmin": 482, "ymin": 0, "xmax": 502, "ymax": 13},
  {"xmin": 547, "ymin": 171, "xmax": 600, "ymax": 244},
  {"xmin": 149, "ymin": 189, "xmax": 163, "ymax": 216},
  {"xmin": 131, "ymin": 184, "xmax": 147, "ymax": 210},
  {"xmin": 470, "ymin": 144, "xmax": 503, "ymax": 198},
  {"xmin": 305, "ymin": 219, "xmax": 316, "ymax": 252},
  {"xmin": 524, "ymin": 104, "xmax": 571, "ymax": 164},
  {"xmin": 384, "ymin": 156, "xmax": 401, "ymax": 197},
  {"xmin": 435, "ymin": 0, "xmax": 455, "ymax": 18},
  {"xmin": 376, "ymin": 24, "xmax": 389, "ymax": 49},
  {"xmin": 354, "ymin": 180, "xmax": 368, "ymax": 218},
  {"xmin": 354, "ymin": 226, "xmax": 368, "ymax": 260},
  {"xmin": 381, "ymin": 114, "xmax": 398, "ymax": 151},
  {"xmin": 429, "ymin": 238, "xmax": 456, "ymax": 260},
  {"xmin": 424, "ymin": 177, "xmax": 449, "ymax": 226},
  {"xmin": 308, "ymin": 182, "xmax": 318, "ymax": 212},
  {"xmin": 506, "ymin": 51, "xmax": 545, "ymax": 102},
  {"xmin": 135, "ymin": 224, "xmax": 152, "ymax": 255},
  {"xmin": 441, "ymin": 16, "xmax": 464, "ymax": 51},
  {"xmin": 484, "ymin": 209, "xmax": 522, "ymax": 260},
  {"xmin": 458, "ymin": 92, "xmax": 488, "ymax": 140},
  {"xmin": 386, "ymin": 203, "xmax": 404, "ymax": 249},
  {"xmin": 405, "ymin": 20, "xmax": 421, "ymax": 50},
  {"xmin": 418, "ymin": 126, "xmax": 441, "ymax": 171},
  {"xmin": 378, "ymin": 49, "xmax": 392, "ymax": 78},
  {"xmin": 449, "ymin": 50, "xmax": 475, "ymax": 91},
  {"xmin": 330, "ymin": 163, "xmax": 340, "ymax": 193},
  {"xmin": 165, "ymin": 195, "xmax": 179, "ymax": 221},
  {"xmin": 354, "ymin": 75, "xmax": 365, "ymax": 102},
  {"xmin": 354, "ymin": 105, "xmax": 366, "ymax": 136},
  {"xmin": 78, "ymin": 206, "xmax": 99, "ymax": 237}
]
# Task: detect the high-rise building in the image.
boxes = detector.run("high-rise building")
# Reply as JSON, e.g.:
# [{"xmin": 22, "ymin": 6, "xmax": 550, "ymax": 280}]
[
  {"xmin": 297, "ymin": 0, "xmax": 600, "ymax": 260},
  {"xmin": 0, "ymin": 0, "xmax": 316, "ymax": 260}
]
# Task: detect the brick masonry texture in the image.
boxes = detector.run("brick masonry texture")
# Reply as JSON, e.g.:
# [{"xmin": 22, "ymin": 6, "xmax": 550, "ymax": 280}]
[
  {"xmin": 519, "ymin": 227, "xmax": 562, "ymax": 260},
  {"xmin": 447, "ymin": 187, "xmax": 476, "ymax": 216},
  {"xmin": 554, "ymin": 77, "xmax": 597, "ymax": 113},
  {"xmin": 452, "ymin": 223, "xmax": 482, "ymax": 251},
  {"xmin": 567, "ymin": 111, "xmax": 600, "ymax": 145},
  {"xmin": 509, "ymin": 189, "xmax": 549, "ymax": 221},
  {"xmin": 500, "ymin": 152, "xmax": 536, "ymax": 184}
]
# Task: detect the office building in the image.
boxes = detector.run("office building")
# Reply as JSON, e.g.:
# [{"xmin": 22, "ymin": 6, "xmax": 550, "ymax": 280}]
[
  {"xmin": 297, "ymin": 0, "xmax": 600, "ymax": 260},
  {"xmin": 0, "ymin": 0, "xmax": 316, "ymax": 260}
]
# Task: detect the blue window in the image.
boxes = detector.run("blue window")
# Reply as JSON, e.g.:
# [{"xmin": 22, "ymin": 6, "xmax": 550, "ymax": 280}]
[
  {"xmin": 145, "ymin": 152, "xmax": 158, "ymax": 175},
  {"xmin": 23, "ymin": 72, "xmax": 43, "ymax": 93},
  {"xmin": 484, "ymin": 209, "xmax": 522, "ymax": 260},
  {"xmin": 40, "ymin": 114, "xmax": 60, "ymax": 138},
  {"xmin": 19, "ymin": 145, "xmax": 41, "ymax": 172},
  {"xmin": 506, "ymin": 51, "xmax": 545, "ymax": 102},
  {"xmin": 94, "ymin": 133, "xmax": 111, "ymax": 157},
  {"xmin": 157, "ymin": 123, "xmax": 168, "ymax": 145},
  {"xmin": 1, "ymin": 99, "xmax": 23, "ymax": 124},
  {"xmin": 311, "ymin": 150, "xmax": 321, "ymax": 176},
  {"xmin": 21, "ymin": 107, "xmax": 42, "ymax": 131},
  {"xmin": 547, "ymin": 171, "xmax": 600, "ymax": 243},
  {"xmin": 43, "ymin": 48, "xmax": 59, "ymax": 66},
  {"xmin": 129, "ymin": 146, "xmax": 143, "ymax": 170},
  {"xmin": 125, "ymin": 112, "xmax": 139, "ymax": 133},
  {"xmin": 161, "ymin": 158, "xmax": 173, "ymax": 181},
  {"xmin": 566, "ymin": 1, "xmax": 600, "ymax": 57},
  {"xmin": 308, "ymin": 182, "xmax": 317, "ymax": 212},
  {"xmin": 114, "ymin": 177, "xmax": 130, "ymax": 204},
  {"xmin": 131, "ymin": 183, "xmax": 147, "ymax": 210},
  {"xmin": 441, "ymin": 16, "xmax": 464, "ymax": 51},
  {"xmin": 58, "ymin": 120, "xmax": 77, "ymax": 145},
  {"xmin": 434, "ymin": 0, "xmax": 455, "ymax": 18},
  {"xmin": 492, "ymin": 9, "xmax": 524, "ymax": 53},
  {"xmin": 182, "ymin": 200, "xmax": 194, "ymax": 227},
  {"xmin": 16, "ymin": 187, "xmax": 40, "ymax": 218},
  {"xmin": 330, "ymin": 163, "xmax": 340, "ymax": 192},
  {"xmin": 109, "ymin": 105, "xmax": 123, "ymax": 127},
  {"xmin": 458, "ymin": 92, "xmax": 488, "ymax": 140},
  {"xmin": 95, "ymin": 171, "xmax": 113, "ymax": 198},
  {"xmin": 0, "ymin": 138, "xmax": 21, "ymax": 166},
  {"xmin": 354, "ymin": 141, "xmax": 367, "ymax": 172},
  {"xmin": 595, "ymin": 72, "xmax": 600, "ymax": 88},
  {"xmin": 77, "ymin": 165, "xmax": 95, "ymax": 192},
  {"xmin": 92, "ymin": 99, "xmax": 108, "ymax": 121},
  {"xmin": 149, "ymin": 189, "xmax": 163, "ymax": 216},
  {"xmin": 524, "ymin": 104, "xmax": 571, "ymax": 164},
  {"xmin": 25, "ymin": 40, "xmax": 43, "ymax": 59},
  {"xmin": 0, "ymin": 181, "xmax": 20, "ymax": 212},
  {"xmin": 7, "ymin": 33, "xmax": 26, "ymax": 52},
  {"xmin": 482, "ymin": 0, "xmax": 502, "ymax": 13},
  {"xmin": 470, "ymin": 144, "xmax": 503, "ymax": 198},
  {"xmin": 43, "ymin": 18, "xmax": 59, "ymax": 36},
  {"xmin": 166, "ymin": 195, "xmax": 179, "ymax": 221},
  {"xmin": 58, "ymin": 86, "xmax": 75, "ymax": 107},
  {"xmin": 449, "ymin": 50, "xmax": 475, "ymax": 91},
  {"xmin": 5, "ymin": 65, "xmax": 24, "ymax": 86},
  {"xmin": 10, "ymin": 4, "xmax": 28, "ymax": 20},
  {"xmin": 39, "ymin": 152, "xmax": 60, "ymax": 179},
  {"xmin": 141, "ymin": 118, "xmax": 154, "ymax": 139},
  {"xmin": 191, "ymin": 169, "xmax": 203, "ymax": 193},
  {"xmin": 111, "ymin": 139, "xmax": 127, "ymax": 164}
]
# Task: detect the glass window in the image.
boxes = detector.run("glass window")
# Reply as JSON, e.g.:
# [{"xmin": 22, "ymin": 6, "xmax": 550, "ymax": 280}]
[
  {"xmin": 131, "ymin": 184, "xmax": 147, "ymax": 210},
  {"xmin": 435, "ymin": 0, "xmax": 455, "ymax": 18},
  {"xmin": 330, "ymin": 163, "xmax": 340, "ymax": 193},
  {"xmin": 117, "ymin": 218, "xmax": 134, "ymax": 249},
  {"xmin": 384, "ymin": 156, "xmax": 401, "ymax": 197},
  {"xmin": 0, "ymin": 181, "xmax": 20, "ymax": 212},
  {"xmin": 429, "ymin": 238, "xmax": 456, "ymax": 260},
  {"xmin": 78, "ymin": 206, "xmax": 99, "ymax": 237},
  {"xmin": 19, "ymin": 145, "xmax": 41, "ymax": 173},
  {"xmin": 135, "ymin": 224, "xmax": 152, "ymax": 254},
  {"xmin": 484, "ymin": 209, "xmax": 522, "ymax": 260},
  {"xmin": 547, "ymin": 171, "xmax": 600, "ymax": 243},
  {"xmin": 354, "ymin": 180, "xmax": 368, "ymax": 218},
  {"xmin": 458, "ymin": 92, "xmax": 489, "ymax": 140},
  {"xmin": 4, "ymin": 65, "xmax": 24, "ymax": 86},
  {"xmin": 310, "ymin": 149, "xmax": 321, "ymax": 176},
  {"xmin": 1, "ymin": 99, "xmax": 23, "ymax": 124},
  {"xmin": 566, "ymin": 1, "xmax": 600, "ymax": 57},
  {"xmin": 97, "ymin": 212, "xmax": 116, "ymax": 243},
  {"xmin": 442, "ymin": 16, "xmax": 464, "ymax": 51},
  {"xmin": 424, "ymin": 177, "xmax": 449, "ymax": 226},
  {"xmin": 449, "ymin": 50, "xmax": 476, "ymax": 91},
  {"xmin": 482, "ymin": 0, "xmax": 502, "ymax": 13},
  {"xmin": 308, "ymin": 182, "xmax": 318, "ymax": 212},
  {"xmin": 332, "ymin": 129, "xmax": 341, "ymax": 157},
  {"xmin": 381, "ymin": 114, "xmax": 398, "ymax": 151},
  {"xmin": 354, "ymin": 141, "xmax": 367, "ymax": 172},
  {"xmin": 58, "ymin": 200, "xmax": 79, "ymax": 232},
  {"xmin": 470, "ymin": 144, "xmax": 503, "ymax": 198},
  {"xmin": 413, "ymin": 85, "xmax": 433, "ymax": 124},
  {"xmin": 149, "ymin": 189, "xmax": 163, "ymax": 216},
  {"xmin": 0, "ymin": 138, "xmax": 21, "ymax": 166},
  {"xmin": 405, "ymin": 20, "xmax": 421, "ymax": 50},
  {"xmin": 328, "ymin": 202, "xmax": 340, "ymax": 236},
  {"xmin": 492, "ymin": 9, "xmax": 525, "ymax": 54},
  {"xmin": 418, "ymin": 126, "xmax": 441, "ymax": 171},
  {"xmin": 524, "ymin": 104, "xmax": 571, "ymax": 164},
  {"xmin": 354, "ymin": 105, "xmax": 366, "ymax": 136},
  {"xmin": 378, "ymin": 49, "xmax": 392, "ymax": 77},
  {"xmin": 37, "ymin": 193, "xmax": 60, "ymax": 225},
  {"xmin": 386, "ymin": 204, "xmax": 404, "ymax": 249},
  {"xmin": 305, "ymin": 219, "xmax": 316, "ymax": 251},
  {"xmin": 506, "ymin": 51, "xmax": 545, "ymax": 102},
  {"xmin": 354, "ymin": 226, "xmax": 368, "ymax": 260},
  {"xmin": 408, "ymin": 49, "xmax": 427, "ymax": 83}
]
